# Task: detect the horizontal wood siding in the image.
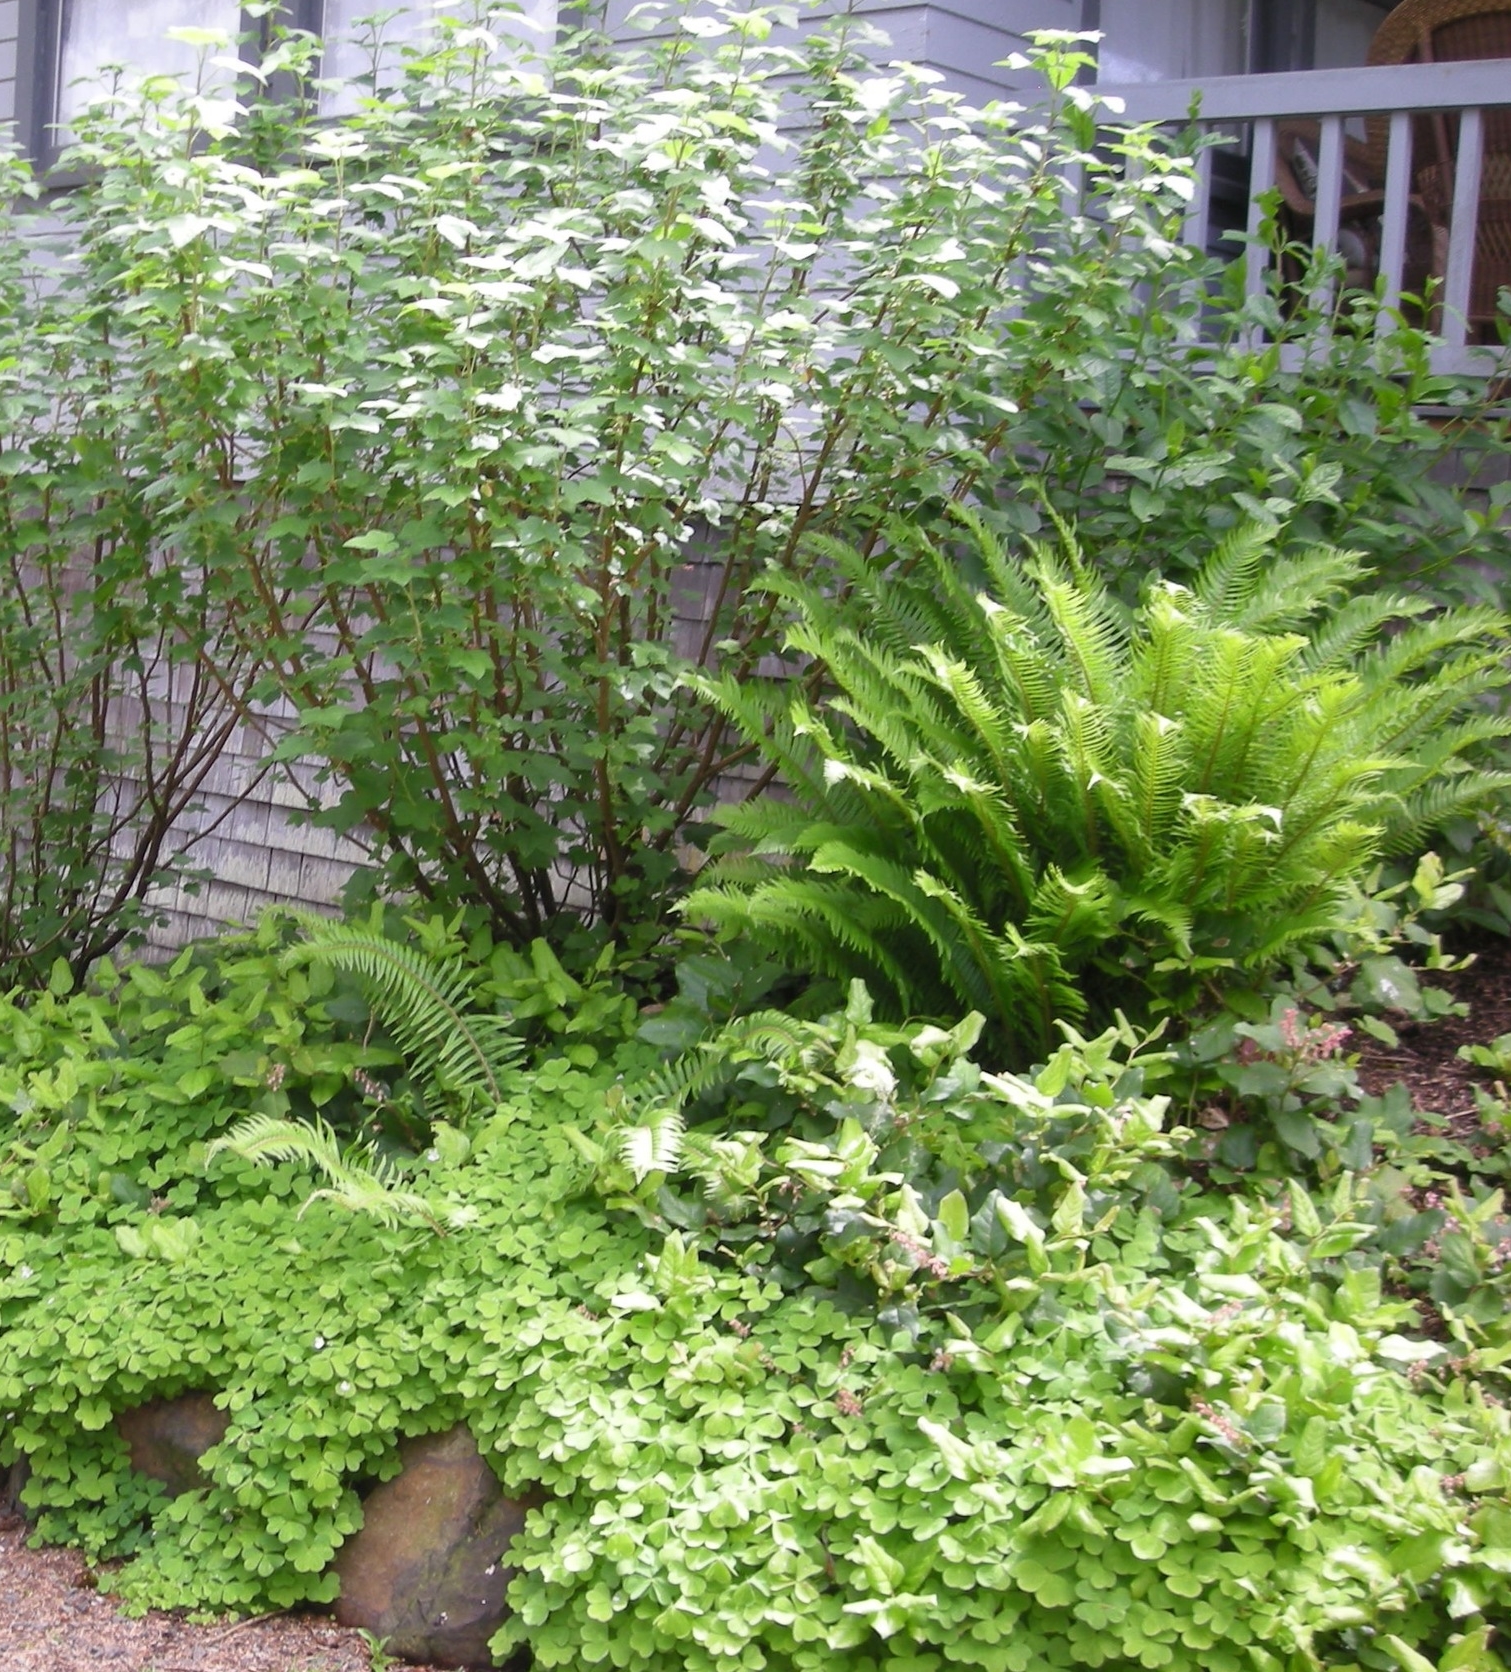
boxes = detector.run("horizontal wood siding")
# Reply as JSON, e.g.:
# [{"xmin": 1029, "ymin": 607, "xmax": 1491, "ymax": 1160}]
[
  {"xmin": 0, "ymin": 0, "xmax": 18, "ymax": 135},
  {"xmin": 601, "ymin": 1, "xmax": 1075, "ymax": 101},
  {"xmin": 924, "ymin": 2, "xmax": 1077, "ymax": 105}
]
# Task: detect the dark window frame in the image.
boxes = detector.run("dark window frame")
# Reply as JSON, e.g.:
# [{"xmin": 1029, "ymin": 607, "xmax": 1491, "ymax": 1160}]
[{"xmin": 13, "ymin": 0, "xmax": 323, "ymax": 165}]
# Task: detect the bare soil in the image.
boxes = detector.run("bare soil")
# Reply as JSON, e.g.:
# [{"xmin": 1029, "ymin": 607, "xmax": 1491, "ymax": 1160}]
[{"xmin": 1354, "ymin": 934, "xmax": 1511, "ymax": 1128}]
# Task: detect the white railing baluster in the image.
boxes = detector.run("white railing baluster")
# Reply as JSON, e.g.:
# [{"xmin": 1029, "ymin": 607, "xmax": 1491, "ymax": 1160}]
[
  {"xmin": 1062, "ymin": 159, "xmax": 1085, "ymax": 222},
  {"xmin": 1096, "ymin": 60, "xmax": 1511, "ymax": 379},
  {"xmin": 1310, "ymin": 114, "xmax": 1346, "ymax": 312},
  {"xmin": 1376, "ymin": 108, "xmax": 1413, "ymax": 326},
  {"xmin": 1174, "ymin": 140, "xmax": 1213, "ymax": 343},
  {"xmin": 1313, "ymin": 115, "xmax": 1346, "ymax": 251},
  {"xmin": 1183, "ymin": 140, "xmax": 1213, "ymax": 256},
  {"xmin": 1441, "ymin": 106, "xmax": 1484, "ymax": 349},
  {"xmin": 1246, "ymin": 117, "xmax": 1277, "ymax": 309}
]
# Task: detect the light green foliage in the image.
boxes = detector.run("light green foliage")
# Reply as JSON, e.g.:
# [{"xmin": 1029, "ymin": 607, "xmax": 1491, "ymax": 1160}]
[
  {"xmin": 1460, "ymin": 1036, "xmax": 1511, "ymax": 1076},
  {"xmin": 0, "ymin": 910, "xmax": 519, "ymax": 1235},
  {"xmin": 3, "ymin": 941, "xmax": 1510, "ymax": 1672},
  {"xmin": 685, "ymin": 516, "xmax": 1511, "ymax": 1060},
  {"xmin": 204, "ymin": 1112, "xmax": 453, "ymax": 1232},
  {"xmin": 0, "ymin": 924, "xmax": 652, "ymax": 1607}
]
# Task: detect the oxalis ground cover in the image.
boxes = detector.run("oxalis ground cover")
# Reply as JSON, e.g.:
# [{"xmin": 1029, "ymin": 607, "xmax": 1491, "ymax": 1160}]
[{"xmin": 3, "ymin": 904, "xmax": 1511, "ymax": 1672}]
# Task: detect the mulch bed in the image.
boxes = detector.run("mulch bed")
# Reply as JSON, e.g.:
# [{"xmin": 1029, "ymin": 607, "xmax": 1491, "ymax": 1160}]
[{"xmin": 1353, "ymin": 933, "xmax": 1511, "ymax": 1124}]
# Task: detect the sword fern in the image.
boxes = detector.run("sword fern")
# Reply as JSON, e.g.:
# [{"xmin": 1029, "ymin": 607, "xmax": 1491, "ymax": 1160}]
[
  {"xmin": 281, "ymin": 917, "xmax": 522, "ymax": 1112},
  {"xmin": 686, "ymin": 514, "xmax": 1511, "ymax": 1061}
]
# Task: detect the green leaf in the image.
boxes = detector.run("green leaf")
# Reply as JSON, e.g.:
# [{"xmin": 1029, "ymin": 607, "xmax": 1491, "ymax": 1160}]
[
  {"xmin": 1288, "ymin": 1181, "xmax": 1321, "ymax": 1239},
  {"xmin": 1382, "ymin": 1637, "xmax": 1440, "ymax": 1672},
  {"xmin": 1352, "ymin": 956, "xmax": 1424, "ymax": 1015},
  {"xmin": 936, "ymin": 1189, "xmax": 970, "ymax": 1245}
]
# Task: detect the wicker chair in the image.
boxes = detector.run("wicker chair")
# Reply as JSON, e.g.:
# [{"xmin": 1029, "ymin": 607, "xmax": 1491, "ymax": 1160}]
[
  {"xmin": 1271, "ymin": 120, "xmax": 1423, "ymax": 293},
  {"xmin": 1367, "ymin": 0, "xmax": 1511, "ymax": 340}
]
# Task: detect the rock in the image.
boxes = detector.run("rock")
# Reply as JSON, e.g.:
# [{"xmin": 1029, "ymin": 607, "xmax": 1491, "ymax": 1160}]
[
  {"xmin": 115, "ymin": 1393, "xmax": 229, "ymax": 1497},
  {"xmin": 1, "ymin": 1455, "xmax": 30, "ymax": 1520},
  {"xmin": 334, "ymin": 1424, "xmax": 532, "ymax": 1669}
]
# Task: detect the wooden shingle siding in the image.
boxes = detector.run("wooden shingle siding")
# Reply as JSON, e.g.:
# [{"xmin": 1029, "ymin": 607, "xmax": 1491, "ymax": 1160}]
[{"xmin": 141, "ymin": 751, "xmax": 373, "ymax": 946}]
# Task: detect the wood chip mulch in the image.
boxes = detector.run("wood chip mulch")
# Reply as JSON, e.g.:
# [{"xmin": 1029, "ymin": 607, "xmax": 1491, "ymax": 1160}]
[
  {"xmin": 0, "ymin": 1512, "xmax": 464, "ymax": 1672},
  {"xmin": 1353, "ymin": 933, "xmax": 1511, "ymax": 1127}
]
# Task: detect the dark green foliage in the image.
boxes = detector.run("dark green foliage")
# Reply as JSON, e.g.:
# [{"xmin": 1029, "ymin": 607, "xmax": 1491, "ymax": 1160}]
[
  {"xmin": 1015, "ymin": 281, "xmax": 1511, "ymax": 614},
  {"xmin": 7, "ymin": 4, "xmax": 1498, "ymax": 979},
  {"xmin": 8, "ymin": 9, "xmax": 1213, "ymax": 964},
  {"xmin": 0, "ymin": 144, "xmax": 268, "ymax": 985},
  {"xmin": 685, "ymin": 516, "xmax": 1511, "ymax": 1060}
]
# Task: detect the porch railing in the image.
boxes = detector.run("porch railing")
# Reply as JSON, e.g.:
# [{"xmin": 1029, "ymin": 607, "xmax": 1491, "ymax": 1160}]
[{"xmin": 1094, "ymin": 59, "xmax": 1511, "ymax": 378}]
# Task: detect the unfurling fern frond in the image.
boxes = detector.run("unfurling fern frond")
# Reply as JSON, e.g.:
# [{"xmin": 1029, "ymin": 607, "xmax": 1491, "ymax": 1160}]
[
  {"xmin": 281, "ymin": 918, "xmax": 521, "ymax": 1110},
  {"xmin": 205, "ymin": 1114, "xmax": 447, "ymax": 1233}
]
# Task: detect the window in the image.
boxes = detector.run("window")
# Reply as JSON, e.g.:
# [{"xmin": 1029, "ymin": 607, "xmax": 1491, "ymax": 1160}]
[
  {"xmin": 18, "ymin": 0, "xmax": 556, "ymax": 161},
  {"xmin": 1094, "ymin": 0, "xmax": 1249, "ymax": 83},
  {"xmin": 1090, "ymin": 0, "xmax": 1396, "ymax": 84},
  {"xmin": 319, "ymin": 0, "xmax": 555, "ymax": 114},
  {"xmin": 55, "ymin": 0, "xmax": 244, "ymax": 134}
]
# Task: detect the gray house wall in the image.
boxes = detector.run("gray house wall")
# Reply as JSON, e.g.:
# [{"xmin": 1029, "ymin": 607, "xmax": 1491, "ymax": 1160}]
[
  {"xmin": 919, "ymin": 0, "xmax": 1079, "ymax": 104},
  {"xmin": 0, "ymin": 0, "xmax": 17, "ymax": 133},
  {"xmin": 601, "ymin": 1, "xmax": 1075, "ymax": 105},
  {"xmin": 0, "ymin": 0, "xmax": 1067, "ymax": 141}
]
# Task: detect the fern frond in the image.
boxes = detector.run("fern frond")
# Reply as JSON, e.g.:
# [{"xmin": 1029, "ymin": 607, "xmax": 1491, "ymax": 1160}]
[
  {"xmin": 1029, "ymin": 544, "xmax": 1127, "ymax": 707},
  {"xmin": 631, "ymin": 1009, "xmax": 816, "ymax": 1115},
  {"xmin": 1130, "ymin": 585, "xmax": 1197, "ymax": 717},
  {"xmin": 1192, "ymin": 521, "xmax": 1273, "ymax": 624},
  {"xmin": 1222, "ymin": 543, "xmax": 1360, "ymax": 633},
  {"xmin": 980, "ymin": 601, "xmax": 1064, "ymax": 725},
  {"xmin": 1364, "ymin": 606, "xmax": 1508, "ymax": 686},
  {"xmin": 1302, "ymin": 591, "xmax": 1425, "ymax": 672},
  {"xmin": 1128, "ymin": 711, "xmax": 1188, "ymax": 855},
  {"xmin": 205, "ymin": 1112, "xmax": 347, "ymax": 1175},
  {"xmin": 1025, "ymin": 864, "xmax": 1122, "ymax": 955},
  {"xmin": 205, "ymin": 1114, "xmax": 445, "ymax": 1232},
  {"xmin": 1380, "ymin": 770, "xmax": 1511, "ymax": 857},
  {"xmin": 687, "ymin": 514, "xmax": 1511, "ymax": 1066},
  {"xmin": 282, "ymin": 919, "xmax": 521, "ymax": 1110},
  {"xmin": 619, "ymin": 1108, "xmax": 686, "ymax": 1183}
]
